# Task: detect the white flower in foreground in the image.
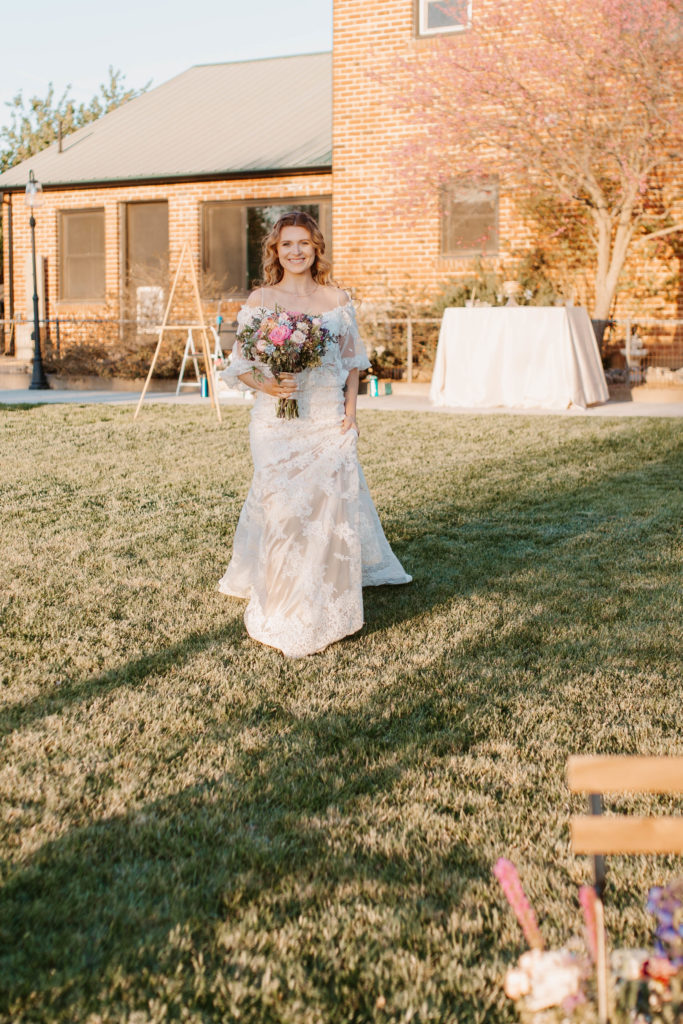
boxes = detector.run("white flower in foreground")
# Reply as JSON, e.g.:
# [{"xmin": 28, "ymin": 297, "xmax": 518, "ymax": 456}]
[
  {"xmin": 611, "ymin": 948, "xmax": 649, "ymax": 981},
  {"xmin": 504, "ymin": 968, "xmax": 531, "ymax": 1000},
  {"xmin": 517, "ymin": 949, "xmax": 582, "ymax": 1011}
]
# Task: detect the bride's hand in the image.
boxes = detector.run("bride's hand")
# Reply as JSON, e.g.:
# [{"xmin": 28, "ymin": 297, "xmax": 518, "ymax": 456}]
[
  {"xmin": 261, "ymin": 372, "xmax": 297, "ymax": 399},
  {"xmin": 341, "ymin": 414, "xmax": 359, "ymax": 436}
]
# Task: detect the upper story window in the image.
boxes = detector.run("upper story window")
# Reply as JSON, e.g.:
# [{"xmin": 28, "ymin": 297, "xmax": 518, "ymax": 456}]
[
  {"xmin": 59, "ymin": 208, "xmax": 105, "ymax": 301},
  {"xmin": 417, "ymin": 0, "xmax": 472, "ymax": 36},
  {"xmin": 441, "ymin": 179, "xmax": 498, "ymax": 258}
]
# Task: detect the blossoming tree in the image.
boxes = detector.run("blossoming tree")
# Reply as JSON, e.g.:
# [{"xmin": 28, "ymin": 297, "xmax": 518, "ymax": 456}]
[{"xmin": 396, "ymin": 0, "xmax": 683, "ymax": 318}]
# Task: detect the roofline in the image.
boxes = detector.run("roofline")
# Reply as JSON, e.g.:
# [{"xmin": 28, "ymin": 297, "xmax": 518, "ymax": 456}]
[
  {"xmin": 191, "ymin": 50, "xmax": 331, "ymax": 70},
  {"xmin": 0, "ymin": 164, "xmax": 333, "ymax": 194}
]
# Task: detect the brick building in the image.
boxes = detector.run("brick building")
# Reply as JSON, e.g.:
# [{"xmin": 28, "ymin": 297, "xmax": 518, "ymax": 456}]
[
  {"xmin": 0, "ymin": 54, "xmax": 332, "ymax": 359},
  {"xmin": 0, "ymin": 0, "xmax": 680, "ymax": 365}
]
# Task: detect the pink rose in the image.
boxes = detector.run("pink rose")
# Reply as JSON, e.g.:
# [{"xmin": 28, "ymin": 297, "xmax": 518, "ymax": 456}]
[
  {"xmin": 269, "ymin": 325, "xmax": 292, "ymax": 346},
  {"xmin": 255, "ymin": 338, "xmax": 268, "ymax": 353}
]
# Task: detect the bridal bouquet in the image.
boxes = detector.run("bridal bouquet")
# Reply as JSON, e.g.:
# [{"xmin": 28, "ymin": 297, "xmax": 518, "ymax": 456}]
[{"xmin": 237, "ymin": 306, "xmax": 332, "ymax": 419}]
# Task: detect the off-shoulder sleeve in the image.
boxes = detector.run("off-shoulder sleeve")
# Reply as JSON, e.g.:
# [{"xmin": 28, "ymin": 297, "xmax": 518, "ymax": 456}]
[
  {"xmin": 218, "ymin": 305, "xmax": 272, "ymax": 391},
  {"xmin": 337, "ymin": 304, "xmax": 371, "ymax": 379}
]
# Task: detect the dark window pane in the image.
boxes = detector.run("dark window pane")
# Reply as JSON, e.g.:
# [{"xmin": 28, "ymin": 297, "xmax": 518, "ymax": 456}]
[
  {"xmin": 427, "ymin": 0, "xmax": 469, "ymax": 29},
  {"xmin": 60, "ymin": 209, "xmax": 105, "ymax": 300},
  {"xmin": 126, "ymin": 202, "xmax": 168, "ymax": 286},
  {"xmin": 442, "ymin": 181, "xmax": 498, "ymax": 256},
  {"xmin": 203, "ymin": 203, "xmax": 245, "ymax": 296}
]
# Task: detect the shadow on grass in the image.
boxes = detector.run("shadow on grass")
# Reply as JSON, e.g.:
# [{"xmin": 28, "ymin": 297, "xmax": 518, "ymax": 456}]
[
  {"xmin": 2, "ymin": 450, "xmax": 681, "ymax": 741},
  {"xmin": 0, "ymin": 618, "xmax": 245, "ymax": 739},
  {"xmin": 0, "ymin": 402, "xmax": 54, "ymax": 411},
  {"xmin": 362, "ymin": 450, "xmax": 683, "ymax": 638},
  {"xmin": 0, "ymin": 669, "xmax": 491, "ymax": 1021}
]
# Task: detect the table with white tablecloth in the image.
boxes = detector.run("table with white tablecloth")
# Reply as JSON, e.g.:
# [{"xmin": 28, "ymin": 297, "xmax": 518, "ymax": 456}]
[{"xmin": 429, "ymin": 306, "xmax": 609, "ymax": 410}]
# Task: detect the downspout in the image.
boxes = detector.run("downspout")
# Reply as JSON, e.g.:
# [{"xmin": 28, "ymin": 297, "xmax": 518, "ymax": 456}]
[
  {"xmin": 1, "ymin": 191, "xmax": 14, "ymax": 355},
  {"xmin": 6, "ymin": 193, "xmax": 14, "ymax": 354},
  {"xmin": 0, "ymin": 190, "xmax": 4, "ymax": 352}
]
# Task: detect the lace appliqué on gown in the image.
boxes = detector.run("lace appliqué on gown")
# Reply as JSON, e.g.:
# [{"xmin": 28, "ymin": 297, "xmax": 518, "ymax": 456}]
[{"xmin": 218, "ymin": 302, "xmax": 411, "ymax": 658}]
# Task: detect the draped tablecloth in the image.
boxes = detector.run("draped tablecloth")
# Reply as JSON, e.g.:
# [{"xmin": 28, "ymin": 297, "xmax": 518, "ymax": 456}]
[{"xmin": 429, "ymin": 306, "xmax": 609, "ymax": 410}]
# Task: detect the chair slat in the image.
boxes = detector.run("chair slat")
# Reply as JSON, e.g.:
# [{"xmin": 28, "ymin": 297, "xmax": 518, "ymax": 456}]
[
  {"xmin": 571, "ymin": 815, "xmax": 683, "ymax": 854},
  {"xmin": 567, "ymin": 756, "xmax": 683, "ymax": 794}
]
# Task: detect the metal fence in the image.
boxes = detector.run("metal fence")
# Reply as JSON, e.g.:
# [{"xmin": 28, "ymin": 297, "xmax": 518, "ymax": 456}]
[
  {"xmin": 357, "ymin": 316, "xmax": 442, "ymax": 383},
  {"xmin": 3, "ymin": 313, "xmax": 683, "ymax": 384},
  {"xmin": 604, "ymin": 318, "xmax": 683, "ymax": 385},
  {"xmin": 1, "ymin": 316, "xmax": 231, "ymax": 358}
]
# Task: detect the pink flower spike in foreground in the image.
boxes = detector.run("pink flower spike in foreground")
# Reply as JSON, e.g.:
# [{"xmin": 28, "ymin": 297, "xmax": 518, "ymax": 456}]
[
  {"xmin": 579, "ymin": 885, "xmax": 599, "ymax": 963},
  {"xmin": 494, "ymin": 858, "xmax": 544, "ymax": 950}
]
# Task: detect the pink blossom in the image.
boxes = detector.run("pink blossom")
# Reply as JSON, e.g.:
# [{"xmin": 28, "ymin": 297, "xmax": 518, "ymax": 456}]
[
  {"xmin": 493, "ymin": 858, "xmax": 544, "ymax": 950},
  {"xmin": 269, "ymin": 325, "xmax": 292, "ymax": 346}
]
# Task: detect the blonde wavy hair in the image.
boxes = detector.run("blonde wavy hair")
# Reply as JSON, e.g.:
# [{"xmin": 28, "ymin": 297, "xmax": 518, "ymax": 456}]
[{"xmin": 261, "ymin": 211, "xmax": 334, "ymax": 286}]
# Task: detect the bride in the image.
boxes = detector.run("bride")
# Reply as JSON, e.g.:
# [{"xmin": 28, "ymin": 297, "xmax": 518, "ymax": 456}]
[{"xmin": 218, "ymin": 211, "xmax": 411, "ymax": 658}]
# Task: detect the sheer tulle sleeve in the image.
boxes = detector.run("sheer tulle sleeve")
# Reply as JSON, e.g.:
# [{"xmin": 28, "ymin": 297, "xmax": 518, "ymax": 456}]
[
  {"xmin": 338, "ymin": 304, "xmax": 371, "ymax": 380},
  {"xmin": 218, "ymin": 305, "xmax": 271, "ymax": 391}
]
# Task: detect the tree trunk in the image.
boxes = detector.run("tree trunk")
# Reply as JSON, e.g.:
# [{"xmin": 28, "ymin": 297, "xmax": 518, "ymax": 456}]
[
  {"xmin": 593, "ymin": 212, "xmax": 615, "ymax": 320},
  {"xmin": 592, "ymin": 205, "xmax": 637, "ymax": 319}
]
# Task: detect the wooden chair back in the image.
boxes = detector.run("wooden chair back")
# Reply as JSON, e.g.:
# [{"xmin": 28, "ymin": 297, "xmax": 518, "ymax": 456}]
[
  {"xmin": 568, "ymin": 754, "xmax": 683, "ymax": 863},
  {"xmin": 567, "ymin": 755, "xmax": 683, "ymax": 1023}
]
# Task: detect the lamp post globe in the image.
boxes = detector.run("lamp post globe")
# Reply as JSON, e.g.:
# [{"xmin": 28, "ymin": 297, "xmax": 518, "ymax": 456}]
[{"xmin": 24, "ymin": 170, "xmax": 49, "ymax": 390}]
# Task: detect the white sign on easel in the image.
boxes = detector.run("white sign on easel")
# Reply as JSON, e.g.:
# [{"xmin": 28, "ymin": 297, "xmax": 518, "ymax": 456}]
[{"xmin": 134, "ymin": 241, "xmax": 221, "ymax": 422}]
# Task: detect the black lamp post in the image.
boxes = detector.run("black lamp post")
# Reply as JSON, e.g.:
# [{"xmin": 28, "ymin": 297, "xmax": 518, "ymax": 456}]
[{"xmin": 25, "ymin": 170, "xmax": 49, "ymax": 389}]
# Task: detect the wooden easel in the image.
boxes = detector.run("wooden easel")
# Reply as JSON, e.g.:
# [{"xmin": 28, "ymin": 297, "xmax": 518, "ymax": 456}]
[{"xmin": 134, "ymin": 241, "xmax": 221, "ymax": 422}]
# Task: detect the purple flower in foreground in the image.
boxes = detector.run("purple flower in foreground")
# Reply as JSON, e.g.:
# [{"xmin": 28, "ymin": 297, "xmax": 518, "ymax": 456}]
[{"xmin": 647, "ymin": 879, "xmax": 683, "ymax": 966}]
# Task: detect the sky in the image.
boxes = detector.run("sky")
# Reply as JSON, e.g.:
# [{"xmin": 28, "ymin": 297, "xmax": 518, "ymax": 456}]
[{"xmin": 1, "ymin": 0, "xmax": 332, "ymax": 132}]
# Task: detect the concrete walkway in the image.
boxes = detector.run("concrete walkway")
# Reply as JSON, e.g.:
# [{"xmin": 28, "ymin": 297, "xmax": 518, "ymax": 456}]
[{"xmin": 1, "ymin": 385, "xmax": 683, "ymax": 417}]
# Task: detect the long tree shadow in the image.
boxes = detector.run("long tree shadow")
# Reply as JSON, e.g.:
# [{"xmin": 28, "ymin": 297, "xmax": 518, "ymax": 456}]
[
  {"xmin": 0, "ymin": 617, "xmax": 245, "ymax": 739},
  {"xmin": 0, "ymin": 667, "xmax": 494, "ymax": 1021},
  {"xmin": 2, "ymin": 450, "xmax": 680, "ymax": 742}
]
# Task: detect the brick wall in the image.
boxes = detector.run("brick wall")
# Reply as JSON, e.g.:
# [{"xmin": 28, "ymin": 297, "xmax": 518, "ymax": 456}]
[
  {"xmin": 332, "ymin": 0, "xmax": 682, "ymax": 320},
  {"xmin": 2, "ymin": 171, "xmax": 333, "ymax": 348}
]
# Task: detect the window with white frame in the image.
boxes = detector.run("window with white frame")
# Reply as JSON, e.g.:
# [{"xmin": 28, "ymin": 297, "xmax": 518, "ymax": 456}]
[
  {"xmin": 441, "ymin": 179, "xmax": 498, "ymax": 257},
  {"xmin": 418, "ymin": 0, "xmax": 472, "ymax": 36}
]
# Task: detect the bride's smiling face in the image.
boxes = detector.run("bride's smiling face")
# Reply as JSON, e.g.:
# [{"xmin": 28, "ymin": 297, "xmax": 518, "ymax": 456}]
[{"xmin": 277, "ymin": 226, "xmax": 315, "ymax": 276}]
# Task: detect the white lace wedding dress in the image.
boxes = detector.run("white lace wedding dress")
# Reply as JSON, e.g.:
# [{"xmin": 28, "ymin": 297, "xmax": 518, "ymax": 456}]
[{"xmin": 218, "ymin": 301, "xmax": 411, "ymax": 658}]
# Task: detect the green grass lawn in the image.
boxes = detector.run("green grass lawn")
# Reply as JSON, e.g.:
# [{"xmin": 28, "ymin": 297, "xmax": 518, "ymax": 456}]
[{"xmin": 0, "ymin": 403, "xmax": 681, "ymax": 1024}]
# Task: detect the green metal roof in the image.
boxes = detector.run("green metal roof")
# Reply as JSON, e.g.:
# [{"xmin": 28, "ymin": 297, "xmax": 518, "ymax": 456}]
[{"xmin": 0, "ymin": 52, "xmax": 332, "ymax": 189}]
